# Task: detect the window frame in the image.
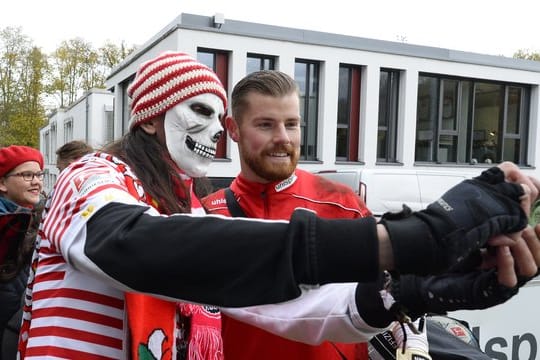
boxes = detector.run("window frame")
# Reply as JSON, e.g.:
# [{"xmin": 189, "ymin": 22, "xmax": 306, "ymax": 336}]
[
  {"xmin": 295, "ymin": 59, "xmax": 320, "ymax": 161},
  {"xmin": 197, "ymin": 48, "xmax": 230, "ymax": 159},
  {"xmin": 415, "ymin": 73, "xmax": 530, "ymax": 165},
  {"xmin": 246, "ymin": 53, "xmax": 276, "ymax": 73},
  {"xmin": 336, "ymin": 64, "xmax": 361, "ymax": 162},
  {"xmin": 377, "ymin": 68, "xmax": 400, "ymax": 163}
]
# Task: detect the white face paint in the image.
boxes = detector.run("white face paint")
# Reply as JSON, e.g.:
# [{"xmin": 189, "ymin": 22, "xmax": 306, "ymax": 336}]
[{"xmin": 164, "ymin": 93, "xmax": 225, "ymax": 177}]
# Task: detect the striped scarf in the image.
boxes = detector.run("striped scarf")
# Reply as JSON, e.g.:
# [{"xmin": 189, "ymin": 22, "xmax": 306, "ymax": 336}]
[{"xmin": 126, "ymin": 174, "xmax": 223, "ymax": 360}]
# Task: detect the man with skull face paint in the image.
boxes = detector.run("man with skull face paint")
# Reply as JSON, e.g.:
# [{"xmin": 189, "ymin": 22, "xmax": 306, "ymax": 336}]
[{"xmin": 17, "ymin": 51, "xmax": 539, "ymax": 360}]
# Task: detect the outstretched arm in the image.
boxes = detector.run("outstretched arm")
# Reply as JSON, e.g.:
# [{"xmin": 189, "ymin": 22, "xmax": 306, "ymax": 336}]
[{"xmin": 54, "ymin": 163, "xmax": 530, "ymax": 307}]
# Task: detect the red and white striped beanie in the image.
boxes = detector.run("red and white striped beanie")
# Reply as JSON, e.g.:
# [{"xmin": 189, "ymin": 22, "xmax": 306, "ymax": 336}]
[{"xmin": 127, "ymin": 51, "xmax": 227, "ymax": 129}]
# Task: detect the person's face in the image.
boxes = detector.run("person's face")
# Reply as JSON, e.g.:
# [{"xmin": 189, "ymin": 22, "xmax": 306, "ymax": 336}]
[
  {"xmin": 164, "ymin": 93, "xmax": 225, "ymax": 177},
  {"xmin": 0, "ymin": 161, "xmax": 43, "ymax": 208},
  {"xmin": 229, "ymin": 91, "xmax": 301, "ymax": 183}
]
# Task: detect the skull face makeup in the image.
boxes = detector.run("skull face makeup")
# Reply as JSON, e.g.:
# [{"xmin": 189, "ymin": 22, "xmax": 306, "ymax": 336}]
[{"xmin": 164, "ymin": 93, "xmax": 225, "ymax": 177}]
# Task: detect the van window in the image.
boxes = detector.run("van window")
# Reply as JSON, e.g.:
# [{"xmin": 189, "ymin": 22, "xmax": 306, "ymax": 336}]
[
  {"xmin": 315, "ymin": 171, "xmax": 360, "ymax": 193},
  {"xmin": 417, "ymin": 173, "xmax": 473, "ymax": 207}
]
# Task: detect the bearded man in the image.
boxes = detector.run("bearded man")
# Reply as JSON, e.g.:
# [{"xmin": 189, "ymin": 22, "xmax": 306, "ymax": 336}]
[{"xmin": 203, "ymin": 70, "xmax": 540, "ymax": 360}]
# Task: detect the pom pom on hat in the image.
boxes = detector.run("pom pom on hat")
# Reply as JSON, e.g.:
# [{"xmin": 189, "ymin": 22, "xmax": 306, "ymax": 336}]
[
  {"xmin": 0, "ymin": 145, "xmax": 44, "ymax": 178},
  {"xmin": 127, "ymin": 51, "xmax": 228, "ymax": 129}
]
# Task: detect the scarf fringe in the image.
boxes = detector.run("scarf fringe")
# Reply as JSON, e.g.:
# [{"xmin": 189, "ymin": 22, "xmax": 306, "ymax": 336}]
[{"xmin": 187, "ymin": 324, "xmax": 224, "ymax": 360}]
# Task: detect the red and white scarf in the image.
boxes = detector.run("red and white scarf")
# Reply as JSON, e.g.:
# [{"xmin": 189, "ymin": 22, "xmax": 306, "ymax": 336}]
[{"xmin": 126, "ymin": 173, "xmax": 223, "ymax": 360}]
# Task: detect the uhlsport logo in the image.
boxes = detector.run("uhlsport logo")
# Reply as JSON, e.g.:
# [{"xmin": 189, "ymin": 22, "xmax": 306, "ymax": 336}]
[
  {"xmin": 275, "ymin": 174, "xmax": 297, "ymax": 192},
  {"xmin": 211, "ymin": 198, "xmax": 226, "ymax": 206},
  {"xmin": 436, "ymin": 198, "xmax": 453, "ymax": 212}
]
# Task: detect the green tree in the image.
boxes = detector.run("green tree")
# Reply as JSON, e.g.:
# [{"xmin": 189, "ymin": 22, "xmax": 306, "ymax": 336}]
[
  {"xmin": 48, "ymin": 38, "xmax": 94, "ymax": 107},
  {"xmin": 11, "ymin": 47, "xmax": 48, "ymax": 147},
  {"xmin": 98, "ymin": 40, "xmax": 136, "ymax": 70},
  {"xmin": 0, "ymin": 25, "xmax": 135, "ymax": 146},
  {"xmin": 513, "ymin": 49, "xmax": 540, "ymax": 61},
  {"xmin": 0, "ymin": 27, "xmax": 47, "ymax": 147},
  {"xmin": 48, "ymin": 38, "xmax": 135, "ymax": 108}
]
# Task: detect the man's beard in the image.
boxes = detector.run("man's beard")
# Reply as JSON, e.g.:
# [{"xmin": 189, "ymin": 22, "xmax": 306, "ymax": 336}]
[{"xmin": 241, "ymin": 144, "xmax": 299, "ymax": 182}]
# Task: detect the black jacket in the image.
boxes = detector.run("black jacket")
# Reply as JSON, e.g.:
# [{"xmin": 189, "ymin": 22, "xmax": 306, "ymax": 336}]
[{"xmin": 0, "ymin": 265, "xmax": 27, "ymax": 329}]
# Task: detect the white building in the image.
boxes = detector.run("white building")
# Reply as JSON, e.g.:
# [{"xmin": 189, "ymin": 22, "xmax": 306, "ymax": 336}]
[
  {"xmin": 41, "ymin": 13, "xmax": 540, "ymax": 185},
  {"xmin": 39, "ymin": 88, "xmax": 113, "ymax": 192},
  {"xmin": 104, "ymin": 13, "xmax": 540, "ymax": 182}
]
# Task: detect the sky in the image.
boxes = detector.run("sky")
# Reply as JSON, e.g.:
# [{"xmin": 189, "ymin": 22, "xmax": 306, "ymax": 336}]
[{"xmin": 1, "ymin": 0, "xmax": 540, "ymax": 57}]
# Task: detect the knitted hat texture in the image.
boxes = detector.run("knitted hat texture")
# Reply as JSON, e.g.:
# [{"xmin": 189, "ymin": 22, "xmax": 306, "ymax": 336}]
[
  {"xmin": 127, "ymin": 51, "xmax": 227, "ymax": 129},
  {"xmin": 0, "ymin": 145, "xmax": 44, "ymax": 177}
]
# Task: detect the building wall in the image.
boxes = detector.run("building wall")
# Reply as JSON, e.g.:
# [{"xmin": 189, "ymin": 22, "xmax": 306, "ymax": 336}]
[
  {"xmin": 39, "ymin": 89, "xmax": 113, "ymax": 192},
  {"xmin": 100, "ymin": 13, "xmax": 540, "ymax": 181}
]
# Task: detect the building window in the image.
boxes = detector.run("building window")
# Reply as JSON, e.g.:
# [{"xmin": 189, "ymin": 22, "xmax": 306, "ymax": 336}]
[
  {"xmin": 122, "ymin": 76, "xmax": 134, "ymax": 135},
  {"xmin": 50, "ymin": 123, "xmax": 57, "ymax": 163},
  {"xmin": 246, "ymin": 53, "xmax": 275, "ymax": 74},
  {"xmin": 415, "ymin": 74, "xmax": 529, "ymax": 165},
  {"xmin": 198, "ymin": 49, "xmax": 230, "ymax": 159},
  {"xmin": 105, "ymin": 108, "xmax": 114, "ymax": 143},
  {"xmin": 44, "ymin": 131, "xmax": 50, "ymax": 164},
  {"xmin": 295, "ymin": 60, "xmax": 320, "ymax": 161},
  {"xmin": 336, "ymin": 64, "xmax": 361, "ymax": 161},
  {"xmin": 378, "ymin": 69, "xmax": 400, "ymax": 162},
  {"xmin": 64, "ymin": 119, "xmax": 73, "ymax": 143}
]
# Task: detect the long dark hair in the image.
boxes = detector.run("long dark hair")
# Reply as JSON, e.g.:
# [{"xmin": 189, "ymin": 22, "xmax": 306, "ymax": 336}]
[{"xmin": 102, "ymin": 127, "xmax": 190, "ymax": 214}]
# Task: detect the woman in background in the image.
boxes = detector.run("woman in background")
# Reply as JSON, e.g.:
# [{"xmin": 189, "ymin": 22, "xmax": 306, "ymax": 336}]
[{"xmin": 0, "ymin": 145, "xmax": 44, "ymax": 359}]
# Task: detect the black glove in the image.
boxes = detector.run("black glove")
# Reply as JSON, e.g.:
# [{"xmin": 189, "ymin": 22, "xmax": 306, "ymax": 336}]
[
  {"xmin": 392, "ymin": 270, "xmax": 519, "ymax": 320},
  {"xmin": 380, "ymin": 167, "xmax": 527, "ymax": 275},
  {"xmin": 354, "ymin": 270, "xmax": 522, "ymax": 328}
]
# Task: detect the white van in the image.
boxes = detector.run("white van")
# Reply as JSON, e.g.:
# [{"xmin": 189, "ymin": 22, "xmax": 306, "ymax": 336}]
[{"xmin": 314, "ymin": 168, "xmax": 478, "ymax": 217}]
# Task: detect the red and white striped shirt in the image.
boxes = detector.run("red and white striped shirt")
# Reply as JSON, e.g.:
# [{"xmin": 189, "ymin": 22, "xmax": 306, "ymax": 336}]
[{"xmin": 20, "ymin": 153, "xmax": 159, "ymax": 359}]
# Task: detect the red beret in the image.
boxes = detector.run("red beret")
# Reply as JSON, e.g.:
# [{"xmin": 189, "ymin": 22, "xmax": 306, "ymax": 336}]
[{"xmin": 0, "ymin": 145, "xmax": 44, "ymax": 178}]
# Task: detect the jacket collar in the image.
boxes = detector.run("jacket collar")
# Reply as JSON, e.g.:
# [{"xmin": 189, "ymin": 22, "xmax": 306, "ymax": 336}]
[
  {"xmin": 232, "ymin": 172, "xmax": 298, "ymax": 195},
  {"xmin": 0, "ymin": 197, "xmax": 30, "ymax": 214}
]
